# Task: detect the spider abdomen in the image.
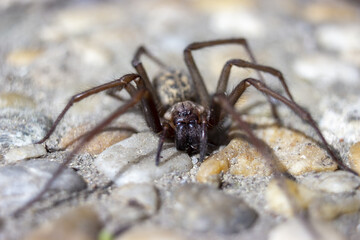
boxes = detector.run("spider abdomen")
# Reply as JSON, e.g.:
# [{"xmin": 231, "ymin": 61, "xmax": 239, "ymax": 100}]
[{"xmin": 154, "ymin": 70, "xmax": 195, "ymax": 107}]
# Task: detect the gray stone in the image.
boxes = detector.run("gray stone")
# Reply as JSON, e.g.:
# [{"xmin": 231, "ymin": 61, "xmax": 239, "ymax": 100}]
[
  {"xmin": 112, "ymin": 183, "xmax": 159, "ymax": 215},
  {"xmin": 298, "ymin": 171, "xmax": 360, "ymax": 193},
  {"xmin": 0, "ymin": 109, "xmax": 52, "ymax": 149},
  {"xmin": 170, "ymin": 184, "xmax": 258, "ymax": 234},
  {"xmin": 94, "ymin": 132, "xmax": 192, "ymax": 186},
  {"xmin": 0, "ymin": 159, "xmax": 87, "ymax": 214}
]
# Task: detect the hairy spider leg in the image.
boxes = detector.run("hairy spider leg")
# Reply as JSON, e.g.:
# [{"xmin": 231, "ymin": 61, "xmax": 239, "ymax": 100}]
[
  {"xmin": 36, "ymin": 74, "xmax": 142, "ymax": 144},
  {"xmin": 217, "ymin": 76, "xmax": 357, "ymax": 175},
  {"xmin": 209, "ymin": 59, "xmax": 294, "ymax": 126},
  {"xmin": 215, "ymin": 94, "xmax": 326, "ymax": 233},
  {"xmin": 183, "ymin": 38, "xmax": 286, "ymax": 120},
  {"xmin": 14, "ymin": 74, "xmax": 164, "ymax": 216},
  {"xmin": 132, "ymin": 46, "xmax": 171, "ymax": 115}
]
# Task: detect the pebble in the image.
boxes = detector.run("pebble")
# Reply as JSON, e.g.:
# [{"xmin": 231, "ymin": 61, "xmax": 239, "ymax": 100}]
[
  {"xmin": 266, "ymin": 178, "xmax": 315, "ymax": 217},
  {"xmin": 268, "ymin": 218, "xmax": 346, "ymax": 240},
  {"xmin": 116, "ymin": 226, "xmax": 186, "ymax": 240},
  {"xmin": 316, "ymin": 25, "xmax": 360, "ymax": 53},
  {"xmin": 196, "ymin": 153, "xmax": 229, "ymax": 184},
  {"xmin": 6, "ymin": 49, "xmax": 43, "ymax": 66},
  {"xmin": 59, "ymin": 122, "xmax": 133, "ymax": 155},
  {"xmin": 40, "ymin": 3, "xmax": 123, "ymax": 41},
  {"xmin": 170, "ymin": 184, "xmax": 257, "ymax": 234},
  {"xmin": 303, "ymin": 3, "xmax": 357, "ymax": 23},
  {"xmin": 209, "ymin": 10, "xmax": 265, "ymax": 38},
  {"xmin": 293, "ymin": 54, "xmax": 360, "ymax": 86},
  {"xmin": 0, "ymin": 159, "xmax": 87, "ymax": 213},
  {"xmin": 298, "ymin": 171, "xmax": 360, "ymax": 194},
  {"xmin": 209, "ymin": 126, "xmax": 337, "ymax": 177},
  {"xmin": 319, "ymin": 97, "xmax": 360, "ymax": 144},
  {"xmin": 4, "ymin": 144, "xmax": 47, "ymax": 163},
  {"xmin": 349, "ymin": 142, "xmax": 360, "ymax": 174},
  {"xmin": 25, "ymin": 206, "xmax": 102, "ymax": 240},
  {"xmin": 112, "ymin": 183, "xmax": 159, "ymax": 215},
  {"xmin": 71, "ymin": 40, "xmax": 112, "ymax": 67},
  {"xmin": 308, "ymin": 193, "xmax": 360, "ymax": 220},
  {"xmin": 0, "ymin": 92, "xmax": 36, "ymax": 109},
  {"xmin": 0, "ymin": 109, "xmax": 52, "ymax": 149},
  {"xmin": 94, "ymin": 132, "xmax": 192, "ymax": 186},
  {"xmin": 99, "ymin": 184, "xmax": 160, "ymax": 235}
]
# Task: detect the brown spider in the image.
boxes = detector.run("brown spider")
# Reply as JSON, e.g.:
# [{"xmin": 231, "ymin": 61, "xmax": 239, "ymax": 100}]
[{"xmin": 13, "ymin": 38, "xmax": 356, "ymax": 216}]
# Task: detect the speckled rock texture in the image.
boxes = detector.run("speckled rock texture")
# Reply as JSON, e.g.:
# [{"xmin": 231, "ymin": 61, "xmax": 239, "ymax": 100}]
[{"xmin": 0, "ymin": 0, "xmax": 360, "ymax": 240}]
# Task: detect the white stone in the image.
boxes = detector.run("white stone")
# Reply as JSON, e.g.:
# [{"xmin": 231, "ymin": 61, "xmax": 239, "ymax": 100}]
[
  {"xmin": 4, "ymin": 144, "xmax": 47, "ymax": 162},
  {"xmin": 94, "ymin": 132, "xmax": 192, "ymax": 186},
  {"xmin": 316, "ymin": 25, "xmax": 360, "ymax": 53},
  {"xmin": 299, "ymin": 171, "xmax": 360, "ymax": 193},
  {"xmin": 268, "ymin": 218, "xmax": 346, "ymax": 240},
  {"xmin": 210, "ymin": 10, "xmax": 265, "ymax": 38},
  {"xmin": 293, "ymin": 54, "xmax": 359, "ymax": 86}
]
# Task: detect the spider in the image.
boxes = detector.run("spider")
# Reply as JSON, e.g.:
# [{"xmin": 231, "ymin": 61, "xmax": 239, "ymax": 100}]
[{"xmin": 13, "ymin": 38, "xmax": 356, "ymax": 216}]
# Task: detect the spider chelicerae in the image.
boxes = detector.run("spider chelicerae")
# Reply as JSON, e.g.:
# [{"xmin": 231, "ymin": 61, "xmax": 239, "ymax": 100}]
[{"xmin": 13, "ymin": 38, "xmax": 356, "ymax": 216}]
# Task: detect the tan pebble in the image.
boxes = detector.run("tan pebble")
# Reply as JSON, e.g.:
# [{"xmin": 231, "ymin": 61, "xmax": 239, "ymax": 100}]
[
  {"xmin": 219, "ymin": 126, "xmax": 336, "ymax": 177},
  {"xmin": 0, "ymin": 93, "xmax": 36, "ymax": 109},
  {"xmin": 192, "ymin": 0, "xmax": 255, "ymax": 13},
  {"xmin": 309, "ymin": 195, "xmax": 360, "ymax": 220},
  {"xmin": 59, "ymin": 123, "xmax": 132, "ymax": 155},
  {"xmin": 6, "ymin": 49, "xmax": 43, "ymax": 66},
  {"xmin": 268, "ymin": 218, "xmax": 346, "ymax": 240},
  {"xmin": 303, "ymin": 3, "xmax": 357, "ymax": 23},
  {"xmin": 266, "ymin": 178, "xmax": 315, "ymax": 217},
  {"xmin": 116, "ymin": 226, "xmax": 186, "ymax": 240},
  {"xmin": 349, "ymin": 142, "xmax": 360, "ymax": 174},
  {"xmin": 197, "ymin": 153, "xmax": 230, "ymax": 183},
  {"xmin": 25, "ymin": 206, "xmax": 102, "ymax": 240}
]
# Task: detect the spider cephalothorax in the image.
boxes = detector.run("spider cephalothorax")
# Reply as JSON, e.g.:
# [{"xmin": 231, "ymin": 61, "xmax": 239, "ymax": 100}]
[
  {"xmin": 164, "ymin": 101, "xmax": 208, "ymax": 154},
  {"xmin": 14, "ymin": 38, "xmax": 357, "ymax": 216}
]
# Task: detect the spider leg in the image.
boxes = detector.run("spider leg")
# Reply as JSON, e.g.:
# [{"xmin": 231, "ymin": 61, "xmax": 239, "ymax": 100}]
[
  {"xmin": 36, "ymin": 74, "xmax": 141, "ymax": 144},
  {"xmin": 183, "ymin": 38, "xmax": 283, "ymax": 116},
  {"xmin": 213, "ymin": 94, "xmax": 281, "ymax": 176},
  {"xmin": 132, "ymin": 46, "xmax": 169, "ymax": 115},
  {"xmin": 221, "ymin": 77, "xmax": 357, "ymax": 175},
  {"xmin": 217, "ymin": 59, "xmax": 293, "ymax": 101},
  {"xmin": 13, "ymin": 88, "xmax": 149, "ymax": 217}
]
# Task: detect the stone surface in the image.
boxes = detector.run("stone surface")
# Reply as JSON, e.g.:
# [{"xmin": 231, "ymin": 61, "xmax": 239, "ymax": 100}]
[
  {"xmin": 4, "ymin": 144, "xmax": 47, "ymax": 162},
  {"xmin": 210, "ymin": 126, "xmax": 337, "ymax": 177},
  {"xmin": 349, "ymin": 142, "xmax": 360, "ymax": 174},
  {"xmin": 25, "ymin": 206, "xmax": 102, "ymax": 240},
  {"xmin": 59, "ymin": 122, "xmax": 133, "ymax": 155},
  {"xmin": 94, "ymin": 132, "xmax": 192, "ymax": 186},
  {"xmin": 266, "ymin": 178, "xmax": 315, "ymax": 217},
  {"xmin": 298, "ymin": 171, "xmax": 360, "ymax": 194},
  {"xmin": 0, "ymin": 92, "xmax": 36, "ymax": 109},
  {"xmin": 0, "ymin": 159, "xmax": 87, "ymax": 214},
  {"xmin": 293, "ymin": 54, "xmax": 360, "ymax": 86},
  {"xmin": 169, "ymin": 184, "xmax": 258, "ymax": 234},
  {"xmin": 308, "ymin": 193, "xmax": 360, "ymax": 220},
  {"xmin": 0, "ymin": 109, "xmax": 52, "ymax": 149},
  {"xmin": 112, "ymin": 183, "xmax": 159, "ymax": 215},
  {"xmin": 196, "ymin": 153, "xmax": 229, "ymax": 184},
  {"xmin": 6, "ymin": 49, "xmax": 43, "ymax": 66},
  {"xmin": 1, "ymin": 0, "xmax": 360, "ymax": 239},
  {"xmin": 116, "ymin": 226, "xmax": 186, "ymax": 240},
  {"xmin": 268, "ymin": 218, "xmax": 346, "ymax": 240}
]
